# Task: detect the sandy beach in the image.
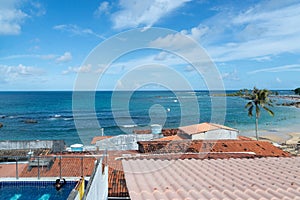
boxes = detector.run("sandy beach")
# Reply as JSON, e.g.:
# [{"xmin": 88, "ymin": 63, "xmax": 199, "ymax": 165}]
[
  {"xmin": 247, "ymin": 132, "xmax": 300, "ymax": 145},
  {"xmin": 286, "ymin": 132, "xmax": 300, "ymax": 144}
]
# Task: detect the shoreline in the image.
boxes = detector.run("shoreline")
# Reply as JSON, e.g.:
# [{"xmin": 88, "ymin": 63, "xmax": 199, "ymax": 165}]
[{"xmin": 241, "ymin": 129, "xmax": 300, "ymax": 144}]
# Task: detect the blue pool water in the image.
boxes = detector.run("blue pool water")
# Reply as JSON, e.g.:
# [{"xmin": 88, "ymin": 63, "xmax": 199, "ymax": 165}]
[{"xmin": 0, "ymin": 181, "xmax": 77, "ymax": 200}]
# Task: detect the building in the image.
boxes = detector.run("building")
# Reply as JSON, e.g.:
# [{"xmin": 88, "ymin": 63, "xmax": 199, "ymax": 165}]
[
  {"xmin": 0, "ymin": 135, "xmax": 293, "ymax": 200},
  {"xmin": 178, "ymin": 122, "xmax": 238, "ymax": 140}
]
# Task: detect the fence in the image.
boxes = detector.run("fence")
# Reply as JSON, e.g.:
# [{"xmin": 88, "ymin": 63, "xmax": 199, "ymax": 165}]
[
  {"xmin": 0, "ymin": 140, "xmax": 65, "ymax": 153},
  {"xmin": 0, "ymin": 155, "xmax": 101, "ymax": 179},
  {"xmin": 67, "ymin": 152, "xmax": 108, "ymax": 200}
]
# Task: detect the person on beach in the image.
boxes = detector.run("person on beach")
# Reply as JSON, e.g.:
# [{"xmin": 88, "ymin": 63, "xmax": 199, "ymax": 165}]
[{"xmin": 55, "ymin": 178, "xmax": 66, "ymax": 191}]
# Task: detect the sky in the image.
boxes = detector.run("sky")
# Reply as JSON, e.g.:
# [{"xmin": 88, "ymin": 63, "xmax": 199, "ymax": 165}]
[{"xmin": 0, "ymin": 0, "xmax": 300, "ymax": 91}]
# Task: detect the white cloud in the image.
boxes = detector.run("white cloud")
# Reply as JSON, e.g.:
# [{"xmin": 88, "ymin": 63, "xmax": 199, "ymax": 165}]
[
  {"xmin": 53, "ymin": 24, "xmax": 105, "ymax": 39},
  {"xmin": 201, "ymin": 1, "xmax": 300, "ymax": 62},
  {"xmin": 154, "ymin": 51, "xmax": 168, "ymax": 61},
  {"xmin": 0, "ymin": 54, "xmax": 56, "ymax": 60},
  {"xmin": 112, "ymin": 0, "xmax": 190, "ymax": 29},
  {"xmin": 94, "ymin": 1, "xmax": 110, "ymax": 16},
  {"xmin": 0, "ymin": 64, "xmax": 44, "ymax": 83},
  {"xmin": 252, "ymin": 56, "xmax": 272, "ymax": 62},
  {"xmin": 149, "ymin": 32, "xmax": 196, "ymax": 51},
  {"xmin": 248, "ymin": 64, "xmax": 300, "ymax": 74},
  {"xmin": 149, "ymin": 32, "xmax": 214, "ymax": 66},
  {"xmin": 222, "ymin": 69, "xmax": 240, "ymax": 81},
  {"xmin": 62, "ymin": 64, "xmax": 92, "ymax": 75},
  {"xmin": 56, "ymin": 52, "xmax": 72, "ymax": 63},
  {"xmin": 276, "ymin": 77, "xmax": 282, "ymax": 83},
  {"xmin": 28, "ymin": 1, "xmax": 46, "ymax": 17},
  {"xmin": 0, "ymin": 0, "xmax": 28, "ymax": 35},
  {"xmin": 181, "ymin": 25, "xmax": 209, "ymax": 41},
  {"xmin": 150, "ymin": 1, "xmax": 300, "ymax": 63}
]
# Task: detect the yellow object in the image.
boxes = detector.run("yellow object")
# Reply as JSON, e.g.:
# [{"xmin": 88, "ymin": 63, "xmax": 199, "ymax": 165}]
[{"xmin": 78, "ymin": 177, "xmax": 85, "ymax": 200}]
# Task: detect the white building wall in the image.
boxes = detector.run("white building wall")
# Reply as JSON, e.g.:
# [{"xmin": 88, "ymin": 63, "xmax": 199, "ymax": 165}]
[
  {"xmin": 191, "ymin": 133, "xmax": 205, "ymax": 140},
  {"xmin": 96, "ymin": 134, "xmax": 154, "ymax": 150},
  {"xmin": 84, "ymin": 159, "xmax": 108, "ymax": 200},
  {"xmin": 191, "ymin": 129, "xmax": 238, "ymax": 140}
]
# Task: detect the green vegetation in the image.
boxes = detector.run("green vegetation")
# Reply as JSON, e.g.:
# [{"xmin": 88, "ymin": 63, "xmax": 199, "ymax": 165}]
[
  {"xmin": 227, "ymin": 89, "xmax": 250, "ymax": 97},
  {"xmin": 245, "ymin": 87, "xmax": 274, "ymax": 141},
  {"xmin": 294, "ymin": 87, "xmax": 300, "ymax": 95},
  {"xmin": 228, "ymin": 88, "xmax": 279, "ymax": 97}
]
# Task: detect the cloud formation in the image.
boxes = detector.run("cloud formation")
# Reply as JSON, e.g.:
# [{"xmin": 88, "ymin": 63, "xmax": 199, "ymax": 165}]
[
  {"xmin": 201, "ymin": 1, "xmax": 300, "ymax": 62},
  {"xmin": 56, "ymin": 52, "xmax": 72, "ymax": 63},
  {"xmin": 0, "ymin": 64, "xmax": 43, "ymax": 83},
  {"xmin": 53, "ymin": 24, "xmax": 105, "ymax": 39},
  {"xmin": 94, "ymin": 1, "xmax": 110, "ymax": 16},
  {"xmin": 112, "ymin": 0, "xmax": 190, "ymax": 29},
  {"xmin": 248, "ymin": 64, "xmax": 300, "ymax": 74},
  {"xmin": 62, "ymin": 64, "xmax": 92, "ymax": 75},
  {"xmin": 0, "ymin": 0, "xmax": 27, "ymax": 35}
]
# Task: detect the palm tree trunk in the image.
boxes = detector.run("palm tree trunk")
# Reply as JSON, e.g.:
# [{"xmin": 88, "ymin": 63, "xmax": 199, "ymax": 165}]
[{"xmin": 255, "ymin": 116, "xmax": 259, "ymax": 140}]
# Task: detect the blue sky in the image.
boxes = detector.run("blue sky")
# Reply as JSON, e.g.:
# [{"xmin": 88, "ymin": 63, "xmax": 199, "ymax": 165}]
[{"xmin": 0, "ymin": 0, "xmax": 300, "ymax": 91}]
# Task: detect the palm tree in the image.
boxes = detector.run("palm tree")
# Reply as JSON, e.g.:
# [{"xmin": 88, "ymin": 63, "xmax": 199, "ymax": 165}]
[{"xmin": 245, "ymin": 87, "xmax": 274, "ymax": 140}]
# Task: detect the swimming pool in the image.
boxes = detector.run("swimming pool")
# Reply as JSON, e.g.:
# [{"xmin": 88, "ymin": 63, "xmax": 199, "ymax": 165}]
[{"xmin": 0, "ymin": 181, "xmax": 77, "ymax": 200}]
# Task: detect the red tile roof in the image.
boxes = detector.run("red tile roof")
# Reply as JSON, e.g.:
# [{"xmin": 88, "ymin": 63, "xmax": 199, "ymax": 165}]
[
  {"xmin": 123, "ymin": 152, "xmax": 257, "ymax": 160},
  {"xmin": 137, "ymin": 140, "xmax": 290, "ymax": 157},
  {"xmin": 237, "ymin": 135, "xmax": 253, "ymax": 140},
  {"xmin": 103, "ymin": 150, "xmax": 138, "ymax": 198},
  {"xmin": 91, "ymin": 136, "xmax": 113, "ymax": 144},
  {"xmin": 0, "ymin": 163, "xmax": 27, "ymax": 177},
  {"xmin": 133, "ymin": 129, "xmax": 179, "ymax": 136},
  {"xmin": 20, "ymin": 156, "xmax": 96, "ymax": 177},
  {"xmin": 157, "ymin": 135, "xmax": 253, "ymax": 141},
  {"xmin": 7, "ymin": 138, "xmax": 289, "ymax": 199},
  {"xmin": 122, "ymin": 157, "xmax": 300, "ymax": 200},
  {"xmin": 155, "ymin": 135, "xmax": 183, "ymax": 141},
  {"xmin": 179, "ymin": 122, "xmax": 238, "ymax": 135}
]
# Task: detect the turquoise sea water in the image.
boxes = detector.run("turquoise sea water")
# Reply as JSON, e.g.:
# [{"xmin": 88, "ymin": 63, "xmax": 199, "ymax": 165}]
[{"xmin": 0, "ymin": 91, "xmax": 299, "ymax": 145}]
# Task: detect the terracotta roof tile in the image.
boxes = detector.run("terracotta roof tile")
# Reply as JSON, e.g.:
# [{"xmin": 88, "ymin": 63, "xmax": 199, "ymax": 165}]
[
  {"xmin": 103, "ymin": 150, "xmax": 138, "ymax": 197},
  {"xmin": 133, "ymin": 130, "xmax": 152, "ymax": 134},
  {"xmin": 237, "ymin": 135, "xmax": 253, "ymax": 140},
  {"xmin": 133, "ymin": 129, "xmax": 179, "ymax": 136},
  {"xmin": 137, "ymin": 140, "xmax": 290, "ymax": 157},
  {"xmin": 0, "ymin": 163, "xmax": 27, "ymax": 177},
  {"xmin": 161, "ymin": 129, "xmax": 179, "ymax": 136},
  {"xmin": 122, "ymin": 157, "xmax": 300, "ymax": 200},
  {"xmin": 179, "ymin": 122, "xmax": 238, "ymax": 135},
  {"xmin": 123, "ymin": 152, "xmax": 257, "ymax": 160},
  {"xmin": 91, "ymin": 136, "xmax": 113, "ymax": 144},
  {"xmin": 155, "ymin": 135, "xmax": 183, "ymax": 141},
  {"xmin": 19, "ymin": 156, "xmax": 96, "ymax": 177}
]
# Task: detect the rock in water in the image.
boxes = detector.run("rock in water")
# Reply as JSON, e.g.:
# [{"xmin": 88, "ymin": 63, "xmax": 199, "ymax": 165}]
[
  {"xmin": 0, "ymin": 123, "xmax": 3, "ymax": 128},
  {"xmin": 23, "ymin": 119, "xmax": 38, "ymax": 124}
]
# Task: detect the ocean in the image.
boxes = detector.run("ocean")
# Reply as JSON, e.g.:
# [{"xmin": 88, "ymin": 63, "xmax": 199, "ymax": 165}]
[{"xmin": 0, "ymin": 91, "xmax": 299, "ymax": 145}]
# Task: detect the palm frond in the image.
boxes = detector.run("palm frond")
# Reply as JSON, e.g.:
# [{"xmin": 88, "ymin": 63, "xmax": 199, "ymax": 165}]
[
  {"xmin": 247, "ymin": 104, "xmax": 253, "ymax": 117},
  {"xmin": 262, "ymin": 106, "xmax": 274, "ymax": 117},
  {"xmin": 245, "ymin": 102, "xmax": 253, "ymax": 108}
]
